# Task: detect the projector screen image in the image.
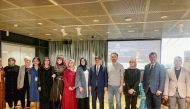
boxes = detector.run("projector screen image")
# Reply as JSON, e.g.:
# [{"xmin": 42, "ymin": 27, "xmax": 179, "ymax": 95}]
[{"xmin": 108, "ymin": 40, "xmax": 161, "ymax": 69}]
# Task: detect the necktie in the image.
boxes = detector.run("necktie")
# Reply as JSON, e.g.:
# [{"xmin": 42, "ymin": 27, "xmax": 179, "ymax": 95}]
[
  {"xmin": 96, "ymin": 66, "xmax": 99, "ymax": 75},
  {"xmin": 149, "ymin": 65, "xmax": 154, "ymax": 76}
]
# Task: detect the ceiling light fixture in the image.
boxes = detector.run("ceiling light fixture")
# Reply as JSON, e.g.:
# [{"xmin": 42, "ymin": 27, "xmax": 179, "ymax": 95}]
[
  {"xmin": 61, "ymin": 28, "xmax": 68, "ymax": 36},
  {"xmin": 128, "ymin": 30, "xmax": 135, "ymax": 33},
  {"xmin": 93, "ymin": 19, "xmax": 99, "ymax": 23},
  {"xmin": 38, "ymin": 22, "xmax": 43, "ymax": 25},
  {"xmin": 154, "ymin": 29, "xmax": 159, "ymax": 32},
  {"xmin": 125, "ymin": 17, "xmax": 132, "ymax": 22},
  {"xmin": 76, "ymin": 27, "xmax": 82, "ymax": 36},
  {"xmin": 45, "ymin": 33, "xmax": 51, "ymax": 36},
  {"xmin": 161, "ymin": 16, "xmax": 168, "ymax": 19},
  {"xmin": 49, "ymin": 0, "xmax": 58, "ymax": 5},
  {"xmin": 13, "ymin": 24, "xmax": 18, "ymax": 27},
  {"xmin": 128, "ymin": 25, "xmax": 132, "ymax": 28}
]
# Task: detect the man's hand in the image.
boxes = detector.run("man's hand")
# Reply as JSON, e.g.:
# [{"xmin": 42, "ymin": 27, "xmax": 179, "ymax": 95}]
[
  {"xmin": 104, "ymin": 87, "xmax": 108, "ymax": 92},
  {"xmin": 119, "ymin": 86, "xmax": 123, "ymax": 93},
  {"xmin": 163, "ymin": 95, "xmax": 168, "ymax": 100},
  {"xmin": 156, "ymin": 90, "xmax": 162, "ymax": 96}
]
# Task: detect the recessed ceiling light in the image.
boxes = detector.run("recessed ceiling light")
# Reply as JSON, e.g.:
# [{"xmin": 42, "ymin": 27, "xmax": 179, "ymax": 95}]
[
  {"xmin": 14, "ymin": 24, "xmax": 18, "ymax": 27},
  {"xmin": 45, "ymin": 33, "xmax": 51, "ymax": 36},
  {"xmin": 128, "ymin": 30, "xmax": 135, "ymax": 32},
  {"xmin": 154, "ymin": 29, "xmax": 159, "ymax": 32},
  {"xmin": 128, "ymin": 25, "xmax": 132, "ymax": 28},
  {"xmin": 38, "ymin": 22, "xmax": 43, "ymax": 25},
  {"xmin": 161, "ymin": 16, "xmax": 168, "ymax": 19},
  {"xmin": 125, "ymin": 17, "xmax": 132, "ymax": 22},
  {"xmin": 93, "ymin": 19, "xmax": 99, "ymax": 23}
]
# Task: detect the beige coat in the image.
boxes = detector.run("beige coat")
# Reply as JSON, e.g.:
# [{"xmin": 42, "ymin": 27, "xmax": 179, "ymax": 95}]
[
  {"xmin": 17, "ymin": 65, "xmax": 31, "ymax": 89},
  {"xmin": 163, "ymin": 67, "xmax": 190, "ymax": 98}
]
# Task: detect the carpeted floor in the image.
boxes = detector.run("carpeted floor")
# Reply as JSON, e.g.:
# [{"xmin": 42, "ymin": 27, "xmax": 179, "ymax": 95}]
[{"xmin": 5, "ymin": 93, "xmax": 170, "ymax": 109}]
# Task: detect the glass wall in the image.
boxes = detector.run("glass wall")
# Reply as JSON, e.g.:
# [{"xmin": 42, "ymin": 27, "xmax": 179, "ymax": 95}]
[{"xmin": 1, "ymin": 42, "xmax": 35, "ymax": 66}]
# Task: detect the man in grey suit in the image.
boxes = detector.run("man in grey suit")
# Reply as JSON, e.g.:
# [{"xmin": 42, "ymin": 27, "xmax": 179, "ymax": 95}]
[{"xmin": 143, "ymin": 52, "xmax": 166, "ymax": 109}]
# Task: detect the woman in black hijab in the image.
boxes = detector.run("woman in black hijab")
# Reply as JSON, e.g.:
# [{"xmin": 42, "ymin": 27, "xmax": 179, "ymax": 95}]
[{"xmin": 75, "ymin": 58, "xmax": 90, "ymax": 109}]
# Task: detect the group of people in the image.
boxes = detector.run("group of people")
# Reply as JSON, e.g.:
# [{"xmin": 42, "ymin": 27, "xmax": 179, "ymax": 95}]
[{"xmin": 0, "ymin": 51, "xmax": 189, "ymax": 109}]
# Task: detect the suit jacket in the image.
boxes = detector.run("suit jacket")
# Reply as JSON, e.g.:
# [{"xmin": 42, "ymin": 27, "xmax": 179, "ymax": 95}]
[
  {"xmin": 75, "ymin": 67, "xmax": 89, "ymax": 98},
  {"xmin": 143, "ymin": 63, "xmax": 166, "ymax": 94},
  {"xmin": 124, "ymin": 68, "xmax": 141, "ymax": 95},
  {"xmin": 163, "ymin": 67, "xmax": 190, "ymax": 98},
  {"xmin": 17, "ymin": 65, "xmax": 31, "ymax": 89},
  {"xmin": 89, "ymin": 65, "xmax": 108, "ymax": 91}
]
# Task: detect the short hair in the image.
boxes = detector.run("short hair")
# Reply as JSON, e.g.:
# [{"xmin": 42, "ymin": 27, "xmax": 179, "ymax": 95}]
[
  {"xmin": 95, "ymin": 56, "xmax": 102, "ymax": 60},
  {"xmin": 129, "ymin": 57, "xmax": 137, "ymax": 67},
  {"xmin": 174, "ymin": 56, "xmax": 182, "ymax": 64},
  {"xmin": 111, "ymin": 52, "xmax": 118, "ymax": 57},
  {"xmin": 149, "ymin": 52, "xmax": 157, "ymax": 57},
  {"xmin": 24, "ymin": 56, "xmax": 31, "ymax": 61}
]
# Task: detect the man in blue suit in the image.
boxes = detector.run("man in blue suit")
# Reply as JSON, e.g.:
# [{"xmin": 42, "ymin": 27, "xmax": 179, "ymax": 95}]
[
  {"xmin": 89, "ymin": 56, "xmax": 108, "ymax": 109},
  {"xmin": 143, "ymin": 52, "xmax": 166, "ymax": 109}
]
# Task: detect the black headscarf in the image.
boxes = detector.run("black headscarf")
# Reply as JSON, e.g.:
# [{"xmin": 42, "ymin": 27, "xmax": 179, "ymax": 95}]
[{"xmin": 79, "ymin": 58, "xmax": 87, "ymax": 71}]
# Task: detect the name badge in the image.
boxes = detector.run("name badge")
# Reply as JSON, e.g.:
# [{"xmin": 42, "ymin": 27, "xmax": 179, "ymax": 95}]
[{"xmin": 35, "ymin": 77, "xmax": 38, "ymax": 81}]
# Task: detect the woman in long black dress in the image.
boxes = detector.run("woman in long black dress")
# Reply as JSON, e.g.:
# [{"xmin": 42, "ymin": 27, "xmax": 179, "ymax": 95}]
[
  {"xmin": 124, "ymin": 58, "xmax": 141, "ymax": 109},
  {"xmin": 38, "ymin": 57, "xmax": 54, "ymax": 109}
]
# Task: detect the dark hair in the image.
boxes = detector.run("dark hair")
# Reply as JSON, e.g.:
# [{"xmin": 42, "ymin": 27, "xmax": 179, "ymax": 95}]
[
  {"xmin": 79, "ymin": 58, "xmax": 87, "ymax": 71},
  {"xmin": 42, "ymin": 57, "xmax": 51, "ymax": 66},
  {"xmin": 149, "ymin": 52, "xmax": 157, "ymax": 57},
  {"xmin": 95, "ymin": 56, "xmax": 102, "ymax": 60},
  {"xmin": 111, "ymin": 52, "xmax": 118, "ymax": 57},
  {"xmin": 32, "ymin": 57, "xmax": 41, "ymax": 67}
]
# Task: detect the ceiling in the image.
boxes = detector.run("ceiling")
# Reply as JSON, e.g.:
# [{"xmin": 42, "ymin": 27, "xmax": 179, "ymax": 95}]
[{"xmin": 0, "ymin": 0, "xmax": 190, "ymax": 41}]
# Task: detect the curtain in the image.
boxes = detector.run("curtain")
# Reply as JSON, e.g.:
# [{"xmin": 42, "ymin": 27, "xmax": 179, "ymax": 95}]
[{"xmin": 49, "ymin": 40, "xmax": 108, "ymax": 67}]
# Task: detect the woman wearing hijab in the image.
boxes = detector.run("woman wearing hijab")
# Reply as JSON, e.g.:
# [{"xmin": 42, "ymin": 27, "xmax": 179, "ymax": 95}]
[
  {"xmin": 75, "ymin": 58, "xmax": 90, "ymax": 109},
  {"xmin": 50, "ymin": 55, "xmax": 66, "ymax": 109}
]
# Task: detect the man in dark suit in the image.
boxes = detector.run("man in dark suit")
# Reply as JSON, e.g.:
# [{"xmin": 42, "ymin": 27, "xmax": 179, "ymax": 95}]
[
  {"xmin": 143, "ymin": 52, "xmax": 166, "ymax": 109},
  {"xmin": 89, "ymin": 56, "xmax": 108, "ymax": 109}
]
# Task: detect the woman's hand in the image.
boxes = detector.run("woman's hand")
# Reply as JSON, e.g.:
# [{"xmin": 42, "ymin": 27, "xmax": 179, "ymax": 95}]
[{"xmin": 79, "ymin": 87, "xmax": 84, "ymax": 93}]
